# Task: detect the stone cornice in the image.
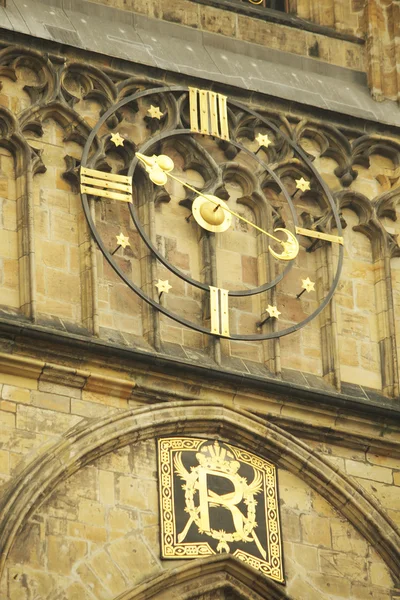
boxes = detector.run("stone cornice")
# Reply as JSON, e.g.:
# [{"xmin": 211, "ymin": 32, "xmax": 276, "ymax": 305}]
[
  {"xmin": 0, "ymin": 318, "xmax": 399, "ymax": 455},
  {"xmin": 190, "ymin": 0, "xmax": 365, "ymax": 45}
]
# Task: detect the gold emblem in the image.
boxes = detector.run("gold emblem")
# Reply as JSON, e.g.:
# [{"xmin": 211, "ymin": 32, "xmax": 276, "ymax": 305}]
[
  {"xmin": 295, "ymin": 177, "xmax": 311, "ymax": 192},
  {"xmin": 155, "ymin": 279, "xmax": 172, "ymax": 295},
  {"xmin": 158, "ymin": 437, "xmax": 284, "ymax": 583},
  {"xmin": 116, "ymin": 232, "xmax": 130, "ymax": 249},
  {"xmin": 148, "ymin": 105, "xmax": 163, "ymax": 119},
  {"xmin": 266, "ymin": 305, "xmax": 281, "ymax": 319},
  {"xmin": 256, "ymin": 132, "xmax": 272, "ymax": 148},
  {"xmin": 110, "ymin": 132, "xmax": 125, "ymax": 147},
  {"xmin": 301, "ymin": 277, "xmax": 315, "ymax": 293}
]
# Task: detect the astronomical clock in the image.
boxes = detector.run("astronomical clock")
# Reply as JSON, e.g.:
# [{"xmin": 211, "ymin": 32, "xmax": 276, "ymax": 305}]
[
  {"xmin": 79, "ymin": 85, "xmax": 344, "ymax": 342},
  {"xmin": 77, "ymin": 84, "xmax": 348, "ymax": 584}
]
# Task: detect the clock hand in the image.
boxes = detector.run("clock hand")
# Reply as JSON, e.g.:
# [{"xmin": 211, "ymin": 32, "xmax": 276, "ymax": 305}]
[{"xmin": 135, "ymin": 152, "xmax": 299, "ymax": 261}]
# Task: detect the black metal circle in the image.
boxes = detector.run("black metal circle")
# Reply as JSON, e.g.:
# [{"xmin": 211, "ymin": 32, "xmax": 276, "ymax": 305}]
[
  {"xmin": 128, "ymin": 129, "xmax": 297, "ymax": 297},
  {"xmin": 80, "ymin": 85, "xmax": 344, "ymax": 340}
]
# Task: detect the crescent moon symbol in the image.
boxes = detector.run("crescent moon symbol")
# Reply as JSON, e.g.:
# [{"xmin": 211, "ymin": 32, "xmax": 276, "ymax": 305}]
[{"xmin": 268, "ymin": 228, "xmax": 299, "ymax": 261}]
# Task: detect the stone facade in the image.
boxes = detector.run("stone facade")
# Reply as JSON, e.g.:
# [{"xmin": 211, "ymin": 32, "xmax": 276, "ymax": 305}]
[{"xmin": 0, "ymin": 0, "xmax": 400, "ymax": 599}]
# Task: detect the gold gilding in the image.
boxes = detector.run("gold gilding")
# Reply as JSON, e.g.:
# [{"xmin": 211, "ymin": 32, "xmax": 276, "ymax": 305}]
[
  {"xmin": 209, "ymin": 286, "xmax": 230, "ymax": 337},
  {"xmin": 295, "ymin": 226, "xmax": 344, "ymax": 245},
  {"xmin": 189, "ymin": 87, "xmax": 229, "ymax": 140},
  {"xmin": 80, "ymin": 167, "xmax": 132, "ymax": 203}
]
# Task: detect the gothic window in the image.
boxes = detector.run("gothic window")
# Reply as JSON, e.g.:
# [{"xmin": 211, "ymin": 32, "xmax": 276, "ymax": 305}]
[{"xmin": 240, "ymin": 0, "xmax": 288, "ymax": 10}]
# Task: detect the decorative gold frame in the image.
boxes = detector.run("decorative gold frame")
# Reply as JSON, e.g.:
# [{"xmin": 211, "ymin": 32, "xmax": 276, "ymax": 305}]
[{"xmin": 157, "ymin": 436, "xmax": 284, "ymax": 583}]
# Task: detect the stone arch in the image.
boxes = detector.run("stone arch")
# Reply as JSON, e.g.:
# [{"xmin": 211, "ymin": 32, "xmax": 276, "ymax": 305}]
[
  {"xmin": 114, "ymin": 554, "xmax": 292, "ymax": 600},
  {"xmin": 0, "ymin": 401, "xmax": 399, "ymax": 588}
]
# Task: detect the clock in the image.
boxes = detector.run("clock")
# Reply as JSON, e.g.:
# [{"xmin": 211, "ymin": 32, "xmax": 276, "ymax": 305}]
[{"xmin": 80, "ymin": 85, "xmax": 344, "ymax": 341}]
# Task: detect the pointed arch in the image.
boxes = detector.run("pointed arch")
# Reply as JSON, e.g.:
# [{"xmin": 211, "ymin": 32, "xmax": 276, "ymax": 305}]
[
  {"xmin": 114, "ymin": 554, "xmax": 292, "ymax": 600},
  {"xmin": 0, "ymin": 402, "xmax": 399, "ymax": 587}
]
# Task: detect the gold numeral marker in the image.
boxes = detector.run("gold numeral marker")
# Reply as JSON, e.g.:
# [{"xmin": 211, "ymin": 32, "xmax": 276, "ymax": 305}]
[
  {"xmin": 189, "ymin": 88, "xmax": 229, "ymax": 140},
  {"xmin": 210, "ymin": 286, "xmax": 230, "ymax": 337},
  {"xmin": 295, "ymin": 226, "xmax": 343, "ymax": 245},
  {"xmin": 80, "ymin": 167, "xmax": 132, "ymax": 203}
]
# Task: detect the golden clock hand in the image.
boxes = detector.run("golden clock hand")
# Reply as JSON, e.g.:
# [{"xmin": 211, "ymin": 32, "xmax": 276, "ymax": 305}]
[{"xmin": 135, "ymin": 152, "xmax": 299, "ymax": 261}]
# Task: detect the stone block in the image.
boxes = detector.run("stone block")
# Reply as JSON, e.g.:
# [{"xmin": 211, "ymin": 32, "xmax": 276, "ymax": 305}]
[
  {"xmin": 99, "ymin": 470, "xmax": 115, "ymax": 505},
  {"xmin": 89, "ymin": 551, "xmax": 128, "ymax": 595},
  {"xmin": 108, "ymin": 507, "xmax": 139, "ymax": 533},
  {"xmin": 78, "ymin": 498, "xmax": 106, "ymax": 527},
  {"xmin": 301, "ymin": 514, "xmax": 331, "ymax": 547},
  {"xmin": 71, "ymin": 399, "xmax": 116, "ymax": 418},
  {"xmin": 8, "ymin": 522, "xmax": 45, "ymax": 569},
  {"xmin": 117, "ymin": 476, "xmax": 158, "ymax": 513},
  {"xmin": 67, "ymin": 522, "xmax": 107, "ymax": 544},
  {"xmin": 47, "ymin": 536, "xmax": 87, "ymax": 575},
  {"xmin": 286, "ymin": 577, "xmax": 321, "ymax": 600},
  {"xmin": 38, "ymin": 240, "xmax": 68, "ymax": 269},
  {"xmin": 75, "ymin": 563, "xmax": 110, "ymax": 600},
  {"xmin": 107, "ymin": 536, "xmax": 161, "ymax": 585},
  {"xmin": 16, "ymin": 404, "xmax": 81, "ymax": 436},
  {"xmin": 0, "ymin": 409, "xmax": 15, "ymax": 428},
  {"xmin": 279, "ymin": 470, "xmax": 312, "ymax": 511},
  {"xmin": 0, "ymin": 399, "xmax": 16, "ymax": 412},
  {"xmin": 201, "ymin": 5, "xmax": 236, "ymax": 37},
  {"xmin": 0, "ymin": 449, "xmax": 9, "ymax": 474},
  {"xmin": 345, "ymin": 459, "xmax": 393, "ymax": 484},
  {"xmin": 351, "ymin": 583, "xmax": 392, "ymax": 600},
  {"xmin": 369, "ymin": 562, "xmax": 393, "ymax": 587},
  {"xmin": 292, "ymin": 542, "xmax": 319, "ymax": 571},
  {"xmin": 310, "ymin": 572, "xmax": 351, "ymax": 597},
  {"xmin": 319, "ymin": 549, "xmax": 368, "ymax": 583},
  {"xmin": 38, "ymin": 380, "xmax": 81, "ymax": 399},
  {"xmin": 330, "ymin": 518, "xmax": 369, "ymax": 556},
  {"xmin": 31, "ymin": 390, "xmax": 71, "ymax": 414}
]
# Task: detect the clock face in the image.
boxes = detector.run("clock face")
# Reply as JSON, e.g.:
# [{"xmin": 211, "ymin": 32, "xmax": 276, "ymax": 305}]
[{"xmin": 80, "ymin": 85, "xmax": 343, "ymax": 341}]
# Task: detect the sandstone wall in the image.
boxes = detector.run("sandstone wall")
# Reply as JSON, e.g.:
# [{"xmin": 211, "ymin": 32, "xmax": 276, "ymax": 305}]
[
  {"xmin": 0, "ymin": 15, "xmax": 399, "ymax": 600},
  {"xmin": 0, "ymin": 393, "xmax": 399, "ymax": 600},
  {"xmin": 1, "ymin": 43, "xmax": 400, "ymax": 394}
]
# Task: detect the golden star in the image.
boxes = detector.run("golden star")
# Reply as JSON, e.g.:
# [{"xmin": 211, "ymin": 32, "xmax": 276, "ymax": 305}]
[
  {"xmin": 155, "ymin": 279, "xmax": 172, "ymax": 294},
  {"xmin": 110, "ymin": 132, "xmax": 125, "ymax": 147},
  {"xmin": 116, "ymin": 233, "xmax": 130, "ymax": 248},
  {"xmin": 295, "ymin": 177, "xmax": 311, "ymax": 192},
  {"xmin": 256, "ymin": 133, "xmax": 272, "ymax": 148},
  {"xmin": 302, "ymin": 277, "xmax": 315, "ymax": 293},
  {"xmin": 148, "ymin": 105, "xmax": 163, "ymax": 120},
  {"xmin": 266, "ymin": 304, "xmax": 281, "ymax": 319}
]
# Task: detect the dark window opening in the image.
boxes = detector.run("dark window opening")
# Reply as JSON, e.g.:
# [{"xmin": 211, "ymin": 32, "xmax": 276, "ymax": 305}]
[{"xmin": 241, "ymin": 0, "xmax": 288, "ymax": 11}]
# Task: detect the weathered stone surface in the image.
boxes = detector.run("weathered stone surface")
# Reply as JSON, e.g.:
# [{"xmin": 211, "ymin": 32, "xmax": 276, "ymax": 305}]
[{"xmin": 0, "ymin": 3, "xmax": 399, "ymax": 600}]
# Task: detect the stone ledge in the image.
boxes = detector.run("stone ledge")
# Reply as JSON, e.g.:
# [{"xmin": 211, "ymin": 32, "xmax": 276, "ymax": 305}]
[
  {"xmin": 0, "ymin": 317, "xmax": 399, "ymax": 440},
  {"xmin": 190, "ymin": 0, "xmax": 365, "ymax": 45},
  {"xmin": 0, "ymin": 351, "xmax": 136, "ymax": 401}
]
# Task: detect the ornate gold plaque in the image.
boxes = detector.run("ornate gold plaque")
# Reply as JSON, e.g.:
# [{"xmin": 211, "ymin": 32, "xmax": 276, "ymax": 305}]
[{"xmin": 157, "ymin": 437, "xmax": 284, "ymax": 583}]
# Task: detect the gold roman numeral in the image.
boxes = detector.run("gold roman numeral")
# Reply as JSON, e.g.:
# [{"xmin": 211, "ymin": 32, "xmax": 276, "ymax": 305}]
[
  {"xmin": 295, "ymin": 226, "xmax": 343, "ymax": 245},
  {"xmin": 80, "ymin": 167, "xmax": 132, "ymax": 203},
  {"xmin": 189, "ymin": 88, "xmax": 229, "ymax": 140},
  {"xmin": 210, "ymin": 286, "xmax": 230, "ymax": 337}
]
